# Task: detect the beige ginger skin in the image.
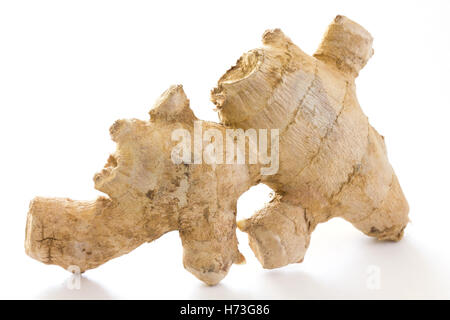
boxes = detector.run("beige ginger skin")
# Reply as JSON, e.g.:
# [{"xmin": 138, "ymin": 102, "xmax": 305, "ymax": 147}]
[
  {"xmin": 212, "ymin": 16, "xmax": 409, "ymax": 268},
  {"xmin": 26, "ymin": 85, "xmax": 253, "ymax": 286},
  {"xmin": 26, "ymin": 16, "xmax": 409, "ymax": 285}
]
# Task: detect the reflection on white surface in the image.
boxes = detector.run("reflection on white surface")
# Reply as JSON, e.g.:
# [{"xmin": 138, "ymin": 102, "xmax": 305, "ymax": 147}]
[
  {"xmin": 2, "ymin": 219, "xmax": 446, "ymax": 300},
  {"xmin": 37, "ymin": 277, "xmax": 116, "ymax": 300}
]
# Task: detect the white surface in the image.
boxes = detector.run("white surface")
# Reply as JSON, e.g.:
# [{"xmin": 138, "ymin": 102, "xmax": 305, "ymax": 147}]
[{"xmin": 0, "ymin": 0, "xmax": 449, "ymax": 299}]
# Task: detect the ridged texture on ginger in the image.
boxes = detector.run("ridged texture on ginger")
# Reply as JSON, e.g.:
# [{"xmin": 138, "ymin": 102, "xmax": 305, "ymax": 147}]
[{"xmin": 212, "ymin": 15, "xmax": 409, "ymax": 269}]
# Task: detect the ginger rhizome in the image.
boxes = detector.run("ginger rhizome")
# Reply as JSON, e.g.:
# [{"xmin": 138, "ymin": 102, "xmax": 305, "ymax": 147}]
[
  {"xmin": 211, "ymin": 16, "xmax": 409, "ymax": 268},
  {"xmin": 25, "ymin": 16, "xmax": 409, "ymax": 285},
  {"xmin": 26, "ymin": 86, "xmax": 250, "ymax": 285}
]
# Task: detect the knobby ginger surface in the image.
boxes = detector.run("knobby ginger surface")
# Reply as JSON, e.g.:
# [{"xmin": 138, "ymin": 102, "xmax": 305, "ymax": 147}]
[{"xmin": 26, "ymin": 16, "xmax": 409, "ymax": 285}]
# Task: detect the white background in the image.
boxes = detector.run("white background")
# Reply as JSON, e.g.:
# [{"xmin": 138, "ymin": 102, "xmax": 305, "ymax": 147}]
[{"xmin": 0, "ymin": 0, "xmax": 449, "ymax": 299}]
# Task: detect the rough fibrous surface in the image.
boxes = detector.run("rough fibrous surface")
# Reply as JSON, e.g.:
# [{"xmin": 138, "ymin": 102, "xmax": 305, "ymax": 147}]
[
  {"xmin": 26, "ymin": 85, "xmax": 250, "ymax": 285},
  {"xmin": 212, "ymin": 15, "xmax": 409, "ymax": 269},
  {"xmin": 26, "ymin": 16, "xmax": 409, "ymax": 285}
]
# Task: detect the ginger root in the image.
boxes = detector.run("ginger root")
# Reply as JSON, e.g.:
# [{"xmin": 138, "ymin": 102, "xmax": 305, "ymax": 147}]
[
  {"xmin": 26, "ymin": 85, "xmax": 251, "ymax": 285},
  {"xmin": 25, "ymin": 16, "xmax": 409, "ymax": 285},
  {"xmin": 212, "ymin": 15, "xmax": 409, "ymax": 268}
]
